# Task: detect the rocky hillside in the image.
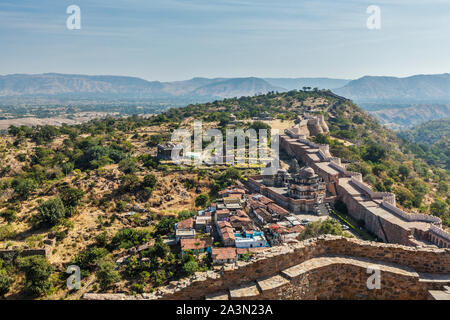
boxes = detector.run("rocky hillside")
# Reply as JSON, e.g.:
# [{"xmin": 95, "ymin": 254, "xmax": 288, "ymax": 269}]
[{"xmin": 369, "ymin": 104, "xmax": 450, "ymax": 129}]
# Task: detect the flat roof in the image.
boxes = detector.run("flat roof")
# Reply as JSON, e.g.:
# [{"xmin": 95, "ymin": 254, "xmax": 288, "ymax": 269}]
[{"xmin": 315, "ymin": 162, "xmax": 341, "ymax": 176}]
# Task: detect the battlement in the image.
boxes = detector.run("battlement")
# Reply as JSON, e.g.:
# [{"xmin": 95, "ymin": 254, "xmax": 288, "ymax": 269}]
[{"xmin": 83, "ymin": 236, "xmax": 450, "ymax": 300}]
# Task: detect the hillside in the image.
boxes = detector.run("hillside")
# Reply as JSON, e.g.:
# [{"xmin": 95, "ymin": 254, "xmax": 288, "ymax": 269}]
[
  {"xmin": 0, "ymin": 89, "xmax": 448, "ymax": 300},
  {"xmin": 398, "ymin": 119, "xmax": 450, "ymax": 170},
  {"xmin": 334, "ymin": 74, "xmax": 450, "ymax": 103},
  {"xmin": 369, "ymin": 104, "xmax": 450, "ymax": 130}
]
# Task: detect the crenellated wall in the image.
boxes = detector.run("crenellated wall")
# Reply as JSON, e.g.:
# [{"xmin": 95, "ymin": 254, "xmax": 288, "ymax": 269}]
[
  {"xmin": 278, "ymin": 130, "xmax": 450, "ymax": 248},
  {"xmin": 83, "ymin": 236, "xmax": 450, "ymax": 300}
]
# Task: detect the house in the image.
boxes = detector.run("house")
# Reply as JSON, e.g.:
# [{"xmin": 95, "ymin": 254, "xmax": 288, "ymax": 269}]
[
  {"xmin": 266, "ymin": 203, "xmax": 290, "ymax": 219},
  {"xmin": 180, "ymin": 238, "xmax": 212, "ymax": 256},
  {"xmin": 175, "ymin": 218, "xmax": 196, "ymax": 242},
  {"xmin": 217, "ymin": 221, "xmax": 236, "ymax": 247},
  {"xmin": 269, "ymin": 224, "xmax": 304, "ymax": 244},
  {"xmin": 215, "ymin": 209, "xmax": 231, "ymax": 222},
  {"xmin": 157, "ymin": 142, "xmax": 183, "ymax": 160},
  {"xmin": 195, "ymin": 215, "xmax": 212, "ymax": 232},
  {"xmin": 256, "ymin": 196, "xmax": 274, "ymax": 205},
  {"xmin": 234, "ymin": 230, "xmax": 268, "ymax": 248},
  {"xmin": 175, "ymin": 229, "xmax": 196, "ymax": 242},
  {"xmin": 247, "ymin": 199, "xmax": 266, "ymax": 213},
  {"xmin": 223, "ymin": 197, "xmax": 241, "ymax": 205},
  {"xmin": 176, "ymin": 218, "xmax": 194, "ymax": 230},
  {"xmin": 229, "ymin": 214, "xmax": 254, "ymax": 230},
  {"xmin": 253, "ymin": 207, "xmax": 274, "ymax": 225},
  {"xmin": 211, "ymin": 247, "xmax": 237, "ymax": 265},
  {"xmin": 218, "ymin": 188, "xmax": 246, "ymax": 199},
  {"xmin": 225, "ymin": 202, "xmax": 242, "ymax": 211}
]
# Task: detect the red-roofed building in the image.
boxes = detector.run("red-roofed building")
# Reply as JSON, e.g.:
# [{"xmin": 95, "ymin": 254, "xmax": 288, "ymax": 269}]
[
  {"xmin": 176, "ymin": 218, "xmax": 194, "ymax": 230},
  {"xmin": 254, "ymin": 207, "xmax": 274, "ymax": 225},
  {"xmin": 266, "ymin": 203, "xmax": 290, "ymax": 218},
  {"xmin": 217, "ymin": 221, "xmax": 235, "ymax": 246},
  {"xmin": 268, "ymin": 223, "xmax": 304, "ymax": 244},
  {"xmin": 180, "ymin": 238, "xmax": 213, "ymax": 256},
  {"xmin": 211, "ymin": 247, "xmax": 237, "ymax": 265},
  {"xmin": 215, "ymin": 209, "xmax": 231, "ymax": 222},
  {"xmin": 258, "ymin": 196, "xmax": 273, "ymax": 205}
]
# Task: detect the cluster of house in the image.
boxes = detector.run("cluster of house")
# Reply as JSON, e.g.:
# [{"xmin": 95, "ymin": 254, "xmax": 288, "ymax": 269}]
[
  {"xmin": 246, "ymin": 193, "xmax": 306, "ymax": 245},
  {"xmin": 172, "ymin": 185, "xmax": 311, "ymax": 266}
]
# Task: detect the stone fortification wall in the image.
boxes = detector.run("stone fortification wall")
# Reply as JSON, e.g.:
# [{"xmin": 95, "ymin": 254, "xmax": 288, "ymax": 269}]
[{"xmin": 83, "ymin": 236, "xmax": 450, "ymax": 300}]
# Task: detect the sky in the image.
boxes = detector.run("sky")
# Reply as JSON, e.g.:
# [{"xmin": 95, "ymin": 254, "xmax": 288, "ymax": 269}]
[{"xmin": 1, "ymin": 0, "xmax": 450, "ymax": 81}]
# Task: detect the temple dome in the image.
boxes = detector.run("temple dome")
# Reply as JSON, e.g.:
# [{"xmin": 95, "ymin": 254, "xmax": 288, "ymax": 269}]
[{"xmin": 298, "ymin": 166, "xmax": 316, "ymax": 178}]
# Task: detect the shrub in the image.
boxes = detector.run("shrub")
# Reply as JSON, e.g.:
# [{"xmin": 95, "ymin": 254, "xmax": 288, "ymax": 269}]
[
  {"xmin": 74, "ymin": 247, "xmax": 109, "ymax": 272},
  {"xmin": 59, "ymin": 186, "xmax": 85, "ymax": 216},
  {"xmin": 111, "ymin": 228, "xmax": 152, "ymax": 249},
  {"xmin": 97, "ymin": 259, "xmax": 121, "ymax": 291},
  {"xmin": 0, "ymin": 225, "xmax": 16, "ymax": 241},
  {"xmin": 0, "ymin": 269, "xmax": 12, "ymax": 297},
  {"xmin": 0, "ymin": 209, "xmax": 17, "ymax": 223},
  {"xmin": 119, "ymin": 158, "xmax": 137, "ymax": 174},
  {"xmin": 18, "ymin": 255, "xmax": 54, "ymax": 296},
  {"xmin": 195, "ymin": 194, "xmax": 209, "ymax": 208},
  {"xmin": 297, "ymin": 219, "xmax": 344, "ymax": 241},
  {"xmin": 142, "ymin": 174, "xmax": 157, "ymax": 189},
  {"xmin": 12, "ymin": 178, "xmax": 35, "ymax": 199},
  {"xmin": 182, "ymin": 260, "xmax": 199, "ymax": 276},
  {"xmin": 36, "ymin": 197, "xmax": 66, "ymax": 227}
]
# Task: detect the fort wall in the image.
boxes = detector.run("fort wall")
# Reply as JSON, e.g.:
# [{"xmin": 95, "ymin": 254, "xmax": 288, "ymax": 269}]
[{"xmin": 83, "ymin": 236, "xmax": 450, "ymax": 300}]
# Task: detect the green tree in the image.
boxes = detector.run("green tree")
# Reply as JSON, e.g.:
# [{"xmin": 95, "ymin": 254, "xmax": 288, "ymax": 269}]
[
  {"xmin": 430, "ymin": 199, "xmax": 448, "ymax": 217},
  {"xmin": 12, "ymin": 178, "xmax": 35, "ymax": 199},
  {"xmin": 97, "ymin": 259, "xmax": 121, "ymax": 291},
  {"xmin": 59, "ymin": 186, "xmax": 85, "ymax": 216},
  {"xmin": 0, "ymin": 269, "xmax": 12, "ymax": 297},
  {"xmin": 18, "ymin": 255, "xmax": 54, "ymax": 296},
  {"xmin": 182, "ymin": 260, "xmax": 199, "ymax": 276},
  {"xmin": 154, "ymin": 217, "xmax": 176, "ymax": 236},
  {"xmin": 297, "ymin": 219, "xmax": 344, "ymax": 240},
  {"xmin": 398, "ymin": 165, "xmax": 410, "ymax": 180},
  {"xmin": 74, "ymin": 247, "xmax": 109, "ymax": 272},
  {"xmin": 36, "ymin": 197, "xmax": 66, "ymax": 227},
  {"xmin": 195, "ymin": 194, "xmax": 209, "ymax": 208},
  {"xmin": 62, "ymin": 162, "xmax": 74, "ymax": 176},
  {"xmin": 142, "ymin": 174, "xmax": 157, "ymax": 189}
]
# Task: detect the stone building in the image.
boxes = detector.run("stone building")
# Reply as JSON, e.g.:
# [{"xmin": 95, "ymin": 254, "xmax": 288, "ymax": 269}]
[
  {"xmin": 284, "ymin": 113, "xmax": 329, "ymax": 138},
  {"xmin": 157, "ymin": 142, "xmax": 183, "ymax": 160},
  {"xmin": 287, "ymin": 165, "xmax": 326, "ymax": 203}
]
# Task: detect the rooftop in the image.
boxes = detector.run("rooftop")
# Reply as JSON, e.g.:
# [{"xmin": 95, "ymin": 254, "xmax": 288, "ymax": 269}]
[
  {"xmin": 180, "ymin": 238, "xmax": 212, "ymax": 251},
  {"xmin": 211, "ymin": 247, "xmax": 237, "ymax": 260}
]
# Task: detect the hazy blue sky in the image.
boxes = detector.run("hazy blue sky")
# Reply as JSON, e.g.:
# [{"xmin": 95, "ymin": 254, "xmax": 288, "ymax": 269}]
[{"xmin": 1, "ymin": 0, "xmax": 450, "ymax": 81}]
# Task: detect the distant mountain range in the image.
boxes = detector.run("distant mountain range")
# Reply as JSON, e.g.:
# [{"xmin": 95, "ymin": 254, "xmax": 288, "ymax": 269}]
[
  {"xmin": 3, "ymin": 73, "xmax": 450, "ymax": 129},
  {"xmin": 0, "ymin": 74, "xmax": 283, "ymax": 100},
  {"xmin": 334, "ymin": 74, "xmax": 450, "ymax": 103},
  {"xmin": 4, "ymin": 73, "xmax": 450, "ymax": 104},
  {"xmin": 0, "ymin": 73, "xmax": 349, "ymax": 100}
]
